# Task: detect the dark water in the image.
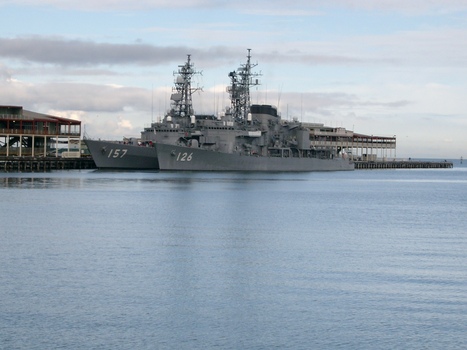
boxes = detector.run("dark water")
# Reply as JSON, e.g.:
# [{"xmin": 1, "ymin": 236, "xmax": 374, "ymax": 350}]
[{"xmin": 1, "ymin": 162, "xmax": 467, "ymax": 349}]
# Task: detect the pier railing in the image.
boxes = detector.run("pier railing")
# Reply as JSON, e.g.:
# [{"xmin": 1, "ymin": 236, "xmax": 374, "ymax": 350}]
[{"xmin": 0, "ymin": 128, "xmax": 80, "ymax": 136}]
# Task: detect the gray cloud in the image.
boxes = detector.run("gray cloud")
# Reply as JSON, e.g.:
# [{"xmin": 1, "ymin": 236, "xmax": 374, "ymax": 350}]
[
  {"xmin": 0, "ymin": 37, "xmax": 192, "ymax": 66},
  {"xmin": 5, "ymin": 31, "xmax": 461, "ymax": 71},
  {"xmin": 1, "ymin": 80, "xmax": 150, "ymax": 112},
  {"xmin": 3, "ymin": 0, "xmax": 467, "ymax": 14},
  {"xmin": 260, "ymin": 51, "xmax": 395, "ymax": 66},
  {"xmin": 0, "ymin": 36, "xmax": 382, "ymax": 68},
  {"xmin": 0, "ymin": 37, "xmax": 258, "ymax": 69},
  {"xmin": 0, "ymin": 0, "xmax": 218, "ymax": 11},
  {"xmin": 0, "ymin": 63, "xmax": 13, "ymax": 81},
  {"xmin": 277, "ymin": 91, "xmax": 410, "ymax": 117},
  {"xmin": 2, "ymin": 77, "xmax": 407, "ymax": 116}
]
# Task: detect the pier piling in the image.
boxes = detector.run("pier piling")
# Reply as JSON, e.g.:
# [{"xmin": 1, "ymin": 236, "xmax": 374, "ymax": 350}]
[
  {"xmin": 1, "ymin": 157, "xmax": 96, "ymax": 172},
  {"xmin": 354, "ymin": 160, "xmax": 453, "ymax": 169}
]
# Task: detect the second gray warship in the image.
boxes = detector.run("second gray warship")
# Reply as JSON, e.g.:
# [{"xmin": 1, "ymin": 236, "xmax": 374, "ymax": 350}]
[{"xmin": 86, "ymin": 50, "xmax": 354, "ymax": 172}]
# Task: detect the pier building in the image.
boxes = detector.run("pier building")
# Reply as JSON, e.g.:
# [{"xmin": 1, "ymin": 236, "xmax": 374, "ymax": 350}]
[
  {"xmin": 0, "ymin": 105, "xmax": 82, "ymax": 157},
  {"xmin": 0, "ymin": 105, "xmax": 95, "ymax": 171},
  {"xmin": 306, "ymin": 123, "xmax": 397, "ymax": 161}
]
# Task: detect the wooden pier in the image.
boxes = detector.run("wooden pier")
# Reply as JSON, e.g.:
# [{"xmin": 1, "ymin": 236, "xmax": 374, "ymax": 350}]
[
  {"xmin": 354, "ymin": 160, "xmax": 453, "ymax": 169},
  {"xmin": 1, "ymin": 156, "xmax": 96, "ymax": 172},
  {"xmin": 1, "ymin": 156, "xmax": 454, "ymax": 172}
]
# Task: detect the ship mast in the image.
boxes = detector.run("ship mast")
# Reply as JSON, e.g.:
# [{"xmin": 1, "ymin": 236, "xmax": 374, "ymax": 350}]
[
  {"xmin": 227, "ymin": 49, "xmax": 261, "ymax": 122},
  {"xmin": 169, "ymin": 54, "xmax": 202, "ymax": 119}
]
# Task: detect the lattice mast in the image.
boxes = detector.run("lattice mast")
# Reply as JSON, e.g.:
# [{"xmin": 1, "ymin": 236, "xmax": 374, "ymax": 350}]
[
  {"xmin": 170, "ymin": 54, "xmax": 202, "ymax": 119},
  {"xmin": 227, "ymin": 49, "xmax": 261, "ymax": 121}
]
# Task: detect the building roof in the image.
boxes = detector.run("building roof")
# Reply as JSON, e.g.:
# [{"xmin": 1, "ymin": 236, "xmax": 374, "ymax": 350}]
[
  {"xmin": 0, "ymin": 105, "xmax": 80, "ymax": 125},
  {"xmin": 353, "ymin": 132, "xmax": 396, "ymax": 140}
]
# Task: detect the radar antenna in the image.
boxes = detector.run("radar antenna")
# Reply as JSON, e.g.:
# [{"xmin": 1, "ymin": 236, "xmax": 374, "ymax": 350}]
[
  {"xmin": 227, "ymin": 49, "xmax": 261, "ymax": 122},
  {"xmin": 169, "ymin": 54, "xmax": 202, "ymax": 119}
]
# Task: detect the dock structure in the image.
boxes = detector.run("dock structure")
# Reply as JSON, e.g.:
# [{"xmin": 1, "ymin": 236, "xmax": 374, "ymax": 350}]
[
  {"xmin": 1, "ymin": 105, "xmax": 454, "ymax": 172},
  {"xmin": 1, "ymin": 156, "xmax": 96, "ymax": 172},
  {"xmin": 354, "ymin": 160, "xmax": 453, "ymax": 169},
  {"xmin": 306, "ymin": 124, "xmax": 396, "ymax": 161},
  {"xmin": 0, "ymin": 105, "xmax": 97, "ymax": 171},
  {"xmin": 306, "ymin": 124, "xmax": 453, "ymax": 169},
  {"xmin": 1, "ymin": 105, "xmax": 82, "ymax": 158},
  {"xmin": 349, "ymin": 133, "xmax": 397, "ymax": 161}
]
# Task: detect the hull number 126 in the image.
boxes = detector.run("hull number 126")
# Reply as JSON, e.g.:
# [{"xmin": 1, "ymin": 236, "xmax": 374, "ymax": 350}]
[{"xmin": 176, "ymin": 152, "xmax": 193, "ymax": 161}]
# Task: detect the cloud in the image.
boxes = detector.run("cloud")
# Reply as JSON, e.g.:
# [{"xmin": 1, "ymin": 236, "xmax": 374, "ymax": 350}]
[
  {"xmin": 117, "ymin": 116, "xmax": 134, "ymax": 130},
  {"xmin": 2, "ymin": 72, "xmax": 409, "ymax": 119},
  {"xmin": 0, "ymin": 36, "xmax": 399, "ymax": 72},
  {"xmin": 0, "ymin": 37, "xmax": 192, "ymax": 66},
  {"xmin": 0, "ymin": 0, "xmax": 218, "ymax": 11},
  {"xmin": 3, "ymin": 26, "xmax": 465, "ymax": 73},
  {"xmin": 323, "ymin": 0, "xmax": 467, "ymax": 14},
  {"xmin": 2, "ymin": 0, "xmax": 467, "ymax": 14},
  {"xmin": 1, "ymin": 79, "xmax": 152, "ymax": 113},
  {"xmin": 47, "ymin": 109, "xmax": 85, "ymax": 121},
  {"xmin": 0, "ymin": 63, "xmax": 13, "ymax": 81},
  {"xmin": 3, "ymin": 0, "xmax": 467, "ymax": 72},
  {"xmin": 0, "ymin": 37, "xmax": 254, "ymax": 69}
]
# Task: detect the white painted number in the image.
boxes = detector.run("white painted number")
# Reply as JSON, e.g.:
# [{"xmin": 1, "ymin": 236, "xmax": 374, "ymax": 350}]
[
  {"xmin": 176, "ymin": 152, "xmax": 193, "ymax": 162},
  {"xmin": 108, "ymin": 149, "xmax": 128, "ymax": 158}
]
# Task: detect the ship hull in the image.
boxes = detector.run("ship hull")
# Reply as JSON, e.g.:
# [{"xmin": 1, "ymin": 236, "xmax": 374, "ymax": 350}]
[
  {"xmin": 156, "ymin": 143, "xmax": 354, "ymax": 172},
  {"xmin": 85, "ymin": 139, "xmax": 159, "ymax": 169}
]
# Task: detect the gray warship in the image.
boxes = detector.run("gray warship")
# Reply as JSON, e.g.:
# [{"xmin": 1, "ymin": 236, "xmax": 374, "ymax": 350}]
[
  {"xmin": 86, "ymin": 51, "xmax": 354, "ymax": 172},
  {"xmin": 85, "ymin": 53, "xmax": 204, "ymax": 170}
]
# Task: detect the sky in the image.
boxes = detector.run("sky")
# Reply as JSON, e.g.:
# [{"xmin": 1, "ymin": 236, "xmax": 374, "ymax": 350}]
[{"xmin": 1, "ymin": 0, "xmax": 466, "ymax": 158}]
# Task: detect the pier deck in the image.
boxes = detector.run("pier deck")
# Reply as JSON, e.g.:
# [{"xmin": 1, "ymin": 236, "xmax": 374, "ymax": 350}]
[
  {"xmin": 1, "ymin": 157, "xmax": 453, "ymax": 172},
  {"xmin": 354, "ymin": 160, "xmax": 453, "ymax": 169}
]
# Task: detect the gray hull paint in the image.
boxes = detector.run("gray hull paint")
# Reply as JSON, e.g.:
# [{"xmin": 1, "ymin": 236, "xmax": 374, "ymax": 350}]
[
  {"xmin": 85, "ymin": 139, "xmax": 159, "ymax": 169},
  {"xmin": 156, "ymin": 143, "xmax": 354, "ymax": 172}
]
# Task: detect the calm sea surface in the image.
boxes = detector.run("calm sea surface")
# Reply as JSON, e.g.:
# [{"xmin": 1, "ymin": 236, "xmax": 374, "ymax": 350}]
[{"xmin": 1, "ymin": 161, "xmax": 467, "ymax": 349}]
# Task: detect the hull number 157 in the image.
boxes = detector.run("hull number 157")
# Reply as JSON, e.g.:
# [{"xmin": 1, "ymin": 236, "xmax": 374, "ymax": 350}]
[{"xmin": 108, "ymin": 149, "xmax": 128, "ymax": 158}]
